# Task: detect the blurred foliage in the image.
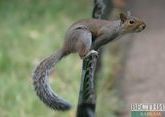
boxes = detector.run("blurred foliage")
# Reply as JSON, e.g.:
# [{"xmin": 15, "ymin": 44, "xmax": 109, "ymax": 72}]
[{"xmin": 0, "ymin": 0, "xmax": 121, "ymax": 117}]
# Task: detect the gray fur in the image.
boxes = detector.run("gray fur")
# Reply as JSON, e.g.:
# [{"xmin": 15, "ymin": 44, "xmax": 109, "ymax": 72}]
[{"xmin": 32, "ymin": 49, "xmax": 71, "ymax": 111}]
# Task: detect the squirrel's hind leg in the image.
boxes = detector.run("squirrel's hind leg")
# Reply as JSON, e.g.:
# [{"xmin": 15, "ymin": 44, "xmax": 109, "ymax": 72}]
[{"xmin": 74, "ymin": 29, "xmax": 92, "ymax": 59}]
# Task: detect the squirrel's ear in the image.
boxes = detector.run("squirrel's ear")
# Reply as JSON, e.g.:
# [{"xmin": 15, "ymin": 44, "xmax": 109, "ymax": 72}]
[
  {"xmin": 127, "ymin": 11, "xmax": 131, "ymax": 17},
  {"xmin": 120, "ymin": 13, "xmax": 127, "ymax": 23}
]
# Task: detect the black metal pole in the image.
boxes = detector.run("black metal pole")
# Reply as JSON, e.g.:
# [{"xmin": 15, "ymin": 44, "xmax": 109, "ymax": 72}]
[{"xmin": 76, "ymin": 52, "xmax": 98, "ymax": 117}]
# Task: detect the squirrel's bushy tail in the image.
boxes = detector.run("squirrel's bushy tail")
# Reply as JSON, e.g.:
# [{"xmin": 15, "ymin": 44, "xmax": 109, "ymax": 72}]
[{"xmin": 32, "ymin": 49, "xmax": 71, "ymax": 111}]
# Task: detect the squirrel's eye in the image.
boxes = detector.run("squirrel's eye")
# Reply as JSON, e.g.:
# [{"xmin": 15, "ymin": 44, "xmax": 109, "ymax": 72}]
[{"xmin": 129, "ymin": 20, "xmax": 135, "ymax": 24}]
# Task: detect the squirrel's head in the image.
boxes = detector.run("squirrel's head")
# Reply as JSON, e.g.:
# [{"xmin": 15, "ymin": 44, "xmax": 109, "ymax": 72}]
[{"xmin": 120, "ymin": 12, "xmax": 146, "ymax": 33}]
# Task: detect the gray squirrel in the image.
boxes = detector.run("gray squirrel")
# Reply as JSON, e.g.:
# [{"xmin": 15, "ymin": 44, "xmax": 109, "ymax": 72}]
[{"xmin": 32, "ymin": 13, "xmax": 146, "ymax": 111}]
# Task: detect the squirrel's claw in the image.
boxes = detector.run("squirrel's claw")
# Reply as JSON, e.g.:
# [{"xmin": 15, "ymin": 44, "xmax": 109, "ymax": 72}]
[{"xmin": 83, "ymin": 50, "xmax": 98, "ymax": 59}]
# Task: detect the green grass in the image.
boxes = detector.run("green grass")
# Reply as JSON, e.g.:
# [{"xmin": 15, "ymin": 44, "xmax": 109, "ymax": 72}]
[{"xmin": 0, "ymin": 0, "xmax": 121, "ymax": 117}]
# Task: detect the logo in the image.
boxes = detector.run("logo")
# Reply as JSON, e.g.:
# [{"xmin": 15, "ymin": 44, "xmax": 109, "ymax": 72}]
[{"xmin": 131, "ymin": 103, "xmax": 165, "ymax": 117}]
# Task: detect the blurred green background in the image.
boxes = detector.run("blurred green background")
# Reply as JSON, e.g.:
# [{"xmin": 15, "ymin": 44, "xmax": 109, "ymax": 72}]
[{"xmin": 0, "ymin": 0, "xmax": 120, "ymax": 117}]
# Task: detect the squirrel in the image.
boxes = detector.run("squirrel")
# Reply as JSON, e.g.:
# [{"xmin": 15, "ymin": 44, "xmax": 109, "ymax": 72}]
[{"xmin": 32, "ymin": 13, "xmax": 146, "ymax": 111}]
